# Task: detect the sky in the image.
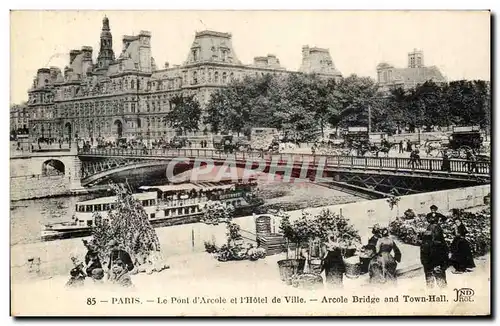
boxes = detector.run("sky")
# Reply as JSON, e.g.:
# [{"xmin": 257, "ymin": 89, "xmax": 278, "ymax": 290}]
[{"xmin": 10, "ymin": 10, "xmax": 490, "ymax": 104}]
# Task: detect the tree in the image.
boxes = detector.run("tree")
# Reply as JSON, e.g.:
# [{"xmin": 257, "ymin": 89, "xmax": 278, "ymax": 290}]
[
  {"xmin": 446, "ymin": 80, "xmax": 489, "ymax": 127},
  {"xmin": 205, "ymin": 74, "xmax": 277, "ymax": 135},
  {"xmin": 326, "ymin": 74, "xmax": 381, "ymax": 129},
  {"xmin": 91, "ymin": 184, "xmax": 161, "ymax": 263},
  {"xmin": 200, "ymin": 200, "xmax": 235, "ymax": 225},
  {"xmin": 165, "ymin": 94, "xmax": 201, "ymax": 135},
  {"xmin": 270, "ymin": 74, "xmax": 323, "ymax": 142}
]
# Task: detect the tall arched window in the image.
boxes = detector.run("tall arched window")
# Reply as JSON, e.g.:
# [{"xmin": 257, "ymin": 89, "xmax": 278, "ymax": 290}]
[
  {"xmin": 222, "ymin": 72, "xmax": 227, "ymax": 84},
  {"xmin": 214, "ymin": 72, "xmax": 219, "ymax": 83},
  {"xmin": 230, "ymin": 72, "xmax": 234, "ymax": 81},
  {"xmin": 193, "ymin": 71, "xmax": 198, "ymax": 85}
]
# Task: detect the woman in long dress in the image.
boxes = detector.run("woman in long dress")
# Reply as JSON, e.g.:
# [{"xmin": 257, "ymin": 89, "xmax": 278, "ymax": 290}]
[
  {"xmin": 450, "ymin": 218, "xmax": 476, "ymax": 274},
  {"xmin": 321, "ymin": 234, "xmax": 345, "ymax": 288},
  {"xmin": 369, "ymin": 228, "xmax": 402, "ymax": 285}
]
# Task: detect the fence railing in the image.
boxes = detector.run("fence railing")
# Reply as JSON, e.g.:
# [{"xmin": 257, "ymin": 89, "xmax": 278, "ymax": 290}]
[{"xmin": 78, "ymin": 148, "xmax": 490, "ymax": 177}]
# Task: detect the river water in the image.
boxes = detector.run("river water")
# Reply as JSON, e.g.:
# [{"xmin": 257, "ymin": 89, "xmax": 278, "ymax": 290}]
[
  {"xmin": 10, "ymin": 182, "xmax": 362, "ymax": 246},
  {"xmin": 10, "ymin": 182, "xmax": 363, "ymax": 282},
  {"xmin": 10, "ymin": 195, "xmax": 94, "ymax": 246}
]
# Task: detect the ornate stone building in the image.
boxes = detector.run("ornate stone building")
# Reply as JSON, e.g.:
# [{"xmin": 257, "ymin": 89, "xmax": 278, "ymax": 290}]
[
  {"xmin": 10, "ymin": 103, "xmax": 29, "ymax": 134},
  {"xmin": 28, "ymin": 17, "xmax": 342, "ymax": 142},
  {"xmin": 376, "ymin": 49, "xmax": 446, "ymax": 92}
]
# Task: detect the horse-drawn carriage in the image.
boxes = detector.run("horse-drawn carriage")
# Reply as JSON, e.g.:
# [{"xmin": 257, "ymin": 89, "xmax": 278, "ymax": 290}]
[
  {"xmin": 424, "ymin": 126, "xmax": 485, "ymax": 159},
  {"xmin": 170, "ymin": 135, "xmax": 188, "ymax": 149},
  {"xmin": 213, "ymin": 134, "xmax": 250, "ymax": 153},
  {"xmin": 342, "ymin": 127, "xmax": 394, "ymax": 157}
]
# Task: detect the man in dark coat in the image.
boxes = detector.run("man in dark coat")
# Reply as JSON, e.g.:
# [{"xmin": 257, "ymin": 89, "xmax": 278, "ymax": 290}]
[
  {"xmin": 420, "ymin": 218, "xmax": 449, "ymax": 288},
  {"xmin": 426, "ymin": 205, "xmax": 447, "ymax": 224},
  {"xmin": 107, "ymin": 239, "xmax": 134, "ymax": 272}
]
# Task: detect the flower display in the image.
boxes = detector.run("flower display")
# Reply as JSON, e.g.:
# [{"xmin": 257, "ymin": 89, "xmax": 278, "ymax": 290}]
[{"xmin": 389, "ymin": 209, "xmax": 490, "ymax": 257}]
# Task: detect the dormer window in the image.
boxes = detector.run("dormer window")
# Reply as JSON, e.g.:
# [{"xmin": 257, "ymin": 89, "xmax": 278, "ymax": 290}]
[
  {"xmin": 192, "ymin": 49, "xmax": 198, "ymax": 62},
  {"xmin": 221, "ymin": 50, "xmax": 227, "ymax": 62}
]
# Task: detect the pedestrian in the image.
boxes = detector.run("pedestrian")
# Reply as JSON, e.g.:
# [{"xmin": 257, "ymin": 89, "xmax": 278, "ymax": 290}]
[
  {"xmin": 83, "ymin": 240, "xmax": 102, "ymax": 276},
  {"xmin": 368, "ymin": 227, "xmax": 402, "ymax": 285},
  {"xmin": 108, "ymin": 260, "xmax": 133, "ymax": 287},
  {"xmin": 420, "ymin": 216, "xmax": 449, "ymax": 288},
  {"xmin": 463, "ymin": 149, "xmax": 477, "ymax": 174},
  {"xmin": 406, "ymin": 140, "xmax": 412, "ymax": 152},
  {"xmin": 408, "ymin": 150, "xmax": 417, "ymax": 169},
  {"xmin": 107, "ymin": 240, "xmax": 134, "ymax": 275},
  {"xmin": 65, "ymin": 267, "xmax": 86, "ymax": 288},
  {"xmin": 91, "ymin": 268, "xmax": 105, "ymax": 284},
  {"xmin": 426, "ymin": 205, "xmax": 447, "ymax": 224},
  {"xmin": 449, "ymin": 217, "xmax": 475, "ymax": 274},
  {"xmin": 441, "ymin": 151, "xmax": 451, "ymax": 172},
  {"xmin": 320, "ymin": 233, "xmax": 345, "ymax": 288},
  {"xmin": 360, "ymin": 224, "xmax": 382, "ymax": 274},
  {"xmin": 399, "ymin": 140, "xmax": 403, "ymax": 154},
  {"xmin": 414, "ymin": 148, "xmax": 422, "ymax": 166}
]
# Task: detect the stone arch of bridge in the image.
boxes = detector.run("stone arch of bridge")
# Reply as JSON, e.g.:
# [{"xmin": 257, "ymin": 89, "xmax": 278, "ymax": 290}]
[{"xmin": 41, "ymin": 159, "xmax": 66, "ymax": 176}]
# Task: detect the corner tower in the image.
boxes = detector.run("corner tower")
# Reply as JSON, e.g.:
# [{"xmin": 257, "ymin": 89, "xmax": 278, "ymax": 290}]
[{"xmin": 97, "ymin": 16, "xmax": 115, "ymax": 70}]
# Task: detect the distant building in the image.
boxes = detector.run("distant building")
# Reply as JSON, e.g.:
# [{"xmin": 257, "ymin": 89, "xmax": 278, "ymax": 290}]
[
  {"xmin": 376, "ymin": 49, "xmax": 446, "ymax": 92},
  {"xmin": 27, "ymin": 16, "xmax": 342, "ymax": 142},
  {"xmin": 10, "ymin": 103, "xmax": 29, "ymax": 134}
]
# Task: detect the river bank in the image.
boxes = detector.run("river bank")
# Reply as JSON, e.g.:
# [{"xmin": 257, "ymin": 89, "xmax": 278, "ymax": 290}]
[
  {"xmin": 12, "ymin": 248, "xmax": 490, "ymax": 316},
  {"xmin": 11, "ymin": 185, "xmax": 489, "ymax": 283}
]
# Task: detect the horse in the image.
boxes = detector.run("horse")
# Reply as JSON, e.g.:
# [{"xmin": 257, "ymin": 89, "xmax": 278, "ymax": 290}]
[
  {"xmin": 424, "ymin": 141, "xmax": 444, "ymax": 157},
  {"xmin": 279, "ymin": 142, "xmax": 298, "ymax": 153},
  {"xmin": 374, "ymin": 141, "xmax": 397, "ymax": 157}
]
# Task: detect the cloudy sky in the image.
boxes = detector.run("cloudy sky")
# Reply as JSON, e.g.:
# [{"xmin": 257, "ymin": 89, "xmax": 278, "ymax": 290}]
[{"xmin": 10, "ymin": 10, "xmax": 490, "ymax": 104}]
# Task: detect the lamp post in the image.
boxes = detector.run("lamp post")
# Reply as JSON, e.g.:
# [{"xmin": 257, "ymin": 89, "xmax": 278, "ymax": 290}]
[{"xmin": 368, "ymin": 104, "xmax": 372, "ymax": 134}]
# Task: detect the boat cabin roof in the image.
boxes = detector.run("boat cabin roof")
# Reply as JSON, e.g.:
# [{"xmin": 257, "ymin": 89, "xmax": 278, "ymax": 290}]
[
  {"xmin": 139, "ymin": 183, "xmax": 235, "ymax": 193},
  {"xmin": 77, "ymin": 192, "xmax": 157, "ymax": 206}
]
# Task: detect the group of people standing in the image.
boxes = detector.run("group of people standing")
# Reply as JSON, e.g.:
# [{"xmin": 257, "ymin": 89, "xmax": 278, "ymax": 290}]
[
  {"xmin": 420, "ymin": 205, "xmax": 476, "ymax": 288},
  {"xmin": 398, "ymin": 139, "xmax": 414, "ymax": 154},
  {"xmin": 317, "ymin": 226, "xmax": 402, "ymax": 288},
  {"xmin": 316, "ymin": 204, "xmax": 475, "ymax": 289},
  {"xmin": 65, "ymin": 239, "xmax": 135, "ymax": 288}
]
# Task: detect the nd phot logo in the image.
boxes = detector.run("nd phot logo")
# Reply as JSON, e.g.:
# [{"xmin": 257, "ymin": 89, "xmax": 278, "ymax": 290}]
[{"xmin": 453, "ymin": 288, "xmax": 475, "ymax": 302}]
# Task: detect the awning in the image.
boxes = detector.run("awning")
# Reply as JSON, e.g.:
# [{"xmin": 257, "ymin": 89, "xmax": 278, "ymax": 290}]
[
  {"xmin": 139, "ymin": 184, "xmax": 201, "ymax": 192},
  {"xmin": 139, "ymin": 182, "xmax": 235, "ymax": 193}
]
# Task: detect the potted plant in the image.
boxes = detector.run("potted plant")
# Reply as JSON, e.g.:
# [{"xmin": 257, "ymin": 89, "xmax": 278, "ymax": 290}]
[
  {"xmin": 277, "ymin": 211, "xmax": 313, "ymax": 282},
  {"xmin": 309, "ymin": 209, "xmax": 362, "ymax": 277}
]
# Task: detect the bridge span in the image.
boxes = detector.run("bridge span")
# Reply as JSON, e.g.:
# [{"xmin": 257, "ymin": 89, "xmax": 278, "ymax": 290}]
[{"xmin": 78, "ymin": 148, "xmax": 490, "ymax": 195}]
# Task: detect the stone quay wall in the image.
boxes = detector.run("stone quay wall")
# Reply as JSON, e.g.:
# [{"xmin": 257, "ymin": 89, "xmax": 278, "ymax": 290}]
[
  {"xmin": 10, "ymin": 175, "xmax": 71, "ymax": 201},
  {"xmin": 10, "ymin": 184, "xmax": 489, "ymax": 281}
]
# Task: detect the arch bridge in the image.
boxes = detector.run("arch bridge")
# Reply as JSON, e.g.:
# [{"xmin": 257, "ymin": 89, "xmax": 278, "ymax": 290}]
[{"xmin": 77, "ymin": 148, "xmax": 490, "ymax": 196}]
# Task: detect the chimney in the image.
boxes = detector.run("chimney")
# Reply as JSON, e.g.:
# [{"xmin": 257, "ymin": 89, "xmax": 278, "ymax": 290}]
[
  {"xmin": 302, "ymin": 45, "xmax": 310, "ymax": 60},
  {"xmin": 69, "ymin": 50, "xmax": 80, "ymax": 65}
]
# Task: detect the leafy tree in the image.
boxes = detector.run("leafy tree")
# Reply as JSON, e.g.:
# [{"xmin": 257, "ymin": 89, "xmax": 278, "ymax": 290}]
[
  {"xmin": 165, "ymin": 94, "xmax": 201, "ymax": 135},
  {"xmin": 91, "ymin": 183, "xmax": 161, "ymax": 263},
  {"xmin": 200, "ymin": 200, "xmax": 235, "ymax": 225},
  {"xmin": 270, "ymin": 74, "xmax": 323, "ymax": 141},
  {"xmin": 327, "ymin": 74, "xmax": 381, "ymax": 128},
  {"xmin": 446, "ymin": 80, "xmax": 489, "ymax": 127}
]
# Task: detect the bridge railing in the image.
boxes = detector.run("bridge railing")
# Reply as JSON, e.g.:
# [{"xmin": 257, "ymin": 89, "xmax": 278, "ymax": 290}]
[{"xmin": 79, "ymin": 148, "xmax": 490, "ymax": 176}]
